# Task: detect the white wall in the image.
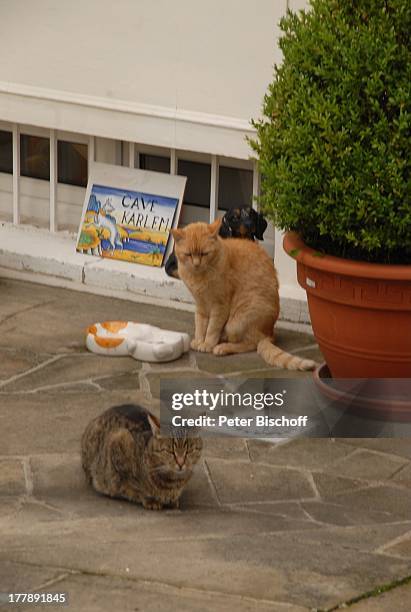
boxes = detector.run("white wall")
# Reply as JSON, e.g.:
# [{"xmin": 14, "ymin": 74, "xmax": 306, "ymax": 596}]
[
  {"xmin": 0, "ymin": 0, "xmax": 291, "ymax": 158},
  {"xmin": 0, "ymin": 0, "xmax": 309, "ymax": 305},
  {"xmin": 0, "ymin": 0, "xmax": 284, "ymax": 120}
]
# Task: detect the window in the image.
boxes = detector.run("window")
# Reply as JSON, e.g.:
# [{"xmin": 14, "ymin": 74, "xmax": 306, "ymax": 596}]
[
  {"xmin": 20, "ymin": 135, "xmax": 50, "ymax": 181},
  {"xmin": 0, "ymin": 130, "xmax": 13, "ymax": 174},
  {"xmin": 178, "ymin": 159, "xmax": 211, "ymax": 208},
  {"xmin": 218, "ymin": 165, "xmax": 253, "ymax": 211},
  {"xmin": 139, "ymin": 153, "xmax": 170, "ymax": 173},
  {"xmin": 58, "ymin": 141, "xmax": 88, "ymax": 187}
]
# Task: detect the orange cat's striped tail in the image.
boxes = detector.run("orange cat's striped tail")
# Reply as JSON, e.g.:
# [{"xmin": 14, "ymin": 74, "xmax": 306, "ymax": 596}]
[{"xmin": 257, "ymin": 337, "xmax": 316, "ymax": 371}]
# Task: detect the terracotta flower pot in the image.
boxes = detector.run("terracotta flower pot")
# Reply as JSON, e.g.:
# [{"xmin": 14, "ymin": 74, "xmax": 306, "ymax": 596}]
[{"xmin": 283, "ymin": 232, "xmax": 411, "ymax": 378}]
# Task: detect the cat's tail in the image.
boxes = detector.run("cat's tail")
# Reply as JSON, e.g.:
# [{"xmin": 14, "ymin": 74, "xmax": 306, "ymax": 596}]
[{"xmin": 257, "ymin": 337, "xmax": 316, "ymax": 371}]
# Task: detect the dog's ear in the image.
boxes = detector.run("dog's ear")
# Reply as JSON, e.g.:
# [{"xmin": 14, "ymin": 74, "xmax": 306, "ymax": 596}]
[
  {"xmin": 223, "ymin": 209, "xmax": 234, "ymax": 222},
  {"xmin": 165, "ymin": 252, "xmax": 180, "ymax": 279},
  {"xmin": 219, "ymin": 211, "xmax": 233, "ymax": 238},
  {"xmin": 254, "ymin": 211, "xmax": 268, "ymax": 241},
  {"xmin": 219, "ymin": 222, "xmax": 231, "ymax": 238}
]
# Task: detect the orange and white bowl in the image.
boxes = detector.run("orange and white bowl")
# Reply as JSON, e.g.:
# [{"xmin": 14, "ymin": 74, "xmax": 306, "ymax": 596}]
[
  {"xmin": 86, "ymin": 321, "xmax": 134, "ymax": 356},
  {"xmin": 85, "ymin": 321, "xmax": 190, "ymax": 362}
]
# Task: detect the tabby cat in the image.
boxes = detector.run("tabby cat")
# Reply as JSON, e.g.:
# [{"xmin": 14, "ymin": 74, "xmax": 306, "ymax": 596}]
[
  {"xmin": 171, "ymin": 219, "xmax": 315, "ymax": 371},
  {"xmin": 81, "ymin": 404, "xmax": 202, "ymax": 510}
]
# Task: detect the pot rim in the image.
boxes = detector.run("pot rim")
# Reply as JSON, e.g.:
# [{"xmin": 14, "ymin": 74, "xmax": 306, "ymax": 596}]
[
  {"xmin": 283, "ymin": 232, "xmax": 411, "ymax": 281},
  {"xmin": 313, "ymin": 363, "xmax": 411, "ymax": 421}
]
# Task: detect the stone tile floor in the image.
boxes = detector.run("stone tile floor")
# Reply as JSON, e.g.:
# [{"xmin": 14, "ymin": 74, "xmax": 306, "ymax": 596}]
[{"xmin": 0, "ymin": 278, "xmax": 410, "ymax": 611}]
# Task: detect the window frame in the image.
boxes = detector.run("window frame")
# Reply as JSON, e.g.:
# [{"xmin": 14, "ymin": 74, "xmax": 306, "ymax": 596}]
[
  {"xmin": 57, "ymin": 140, "xmax": 88, "ymax": 188},
  {"xmin": 124, "ymin": 142, "xmax": 259, "ymax": 225},
  {"xmin": 19, "ymin": 126, "xmax": 51, "ymax": 182},
  {"xmin": 1, "ymin": 125, "xmax": 266, "ymax": 250},
  {"xmin": 217, "ymin": 162, "xmax": 254, "ymax": 213},
  {"xmin": 0, "ymin": 128, "xmax": 13, "ymax": 175}
]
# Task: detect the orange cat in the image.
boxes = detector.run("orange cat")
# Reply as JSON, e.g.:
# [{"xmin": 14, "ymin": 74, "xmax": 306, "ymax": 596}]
[{"xmin": 171, "ymin": 219, "xmax": 315, "ymax": 371}]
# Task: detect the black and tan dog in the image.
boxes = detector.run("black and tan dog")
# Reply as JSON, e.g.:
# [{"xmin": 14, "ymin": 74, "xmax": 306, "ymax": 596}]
[{"xmin": 165, "ymin": 206, "xmax": 268, "ymax": 279}]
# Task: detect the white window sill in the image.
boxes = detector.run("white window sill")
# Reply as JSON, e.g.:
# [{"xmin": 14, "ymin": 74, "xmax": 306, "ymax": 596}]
[{"xmin": 0, "ymin": 221, "xmax": 309, "ymax": 325}]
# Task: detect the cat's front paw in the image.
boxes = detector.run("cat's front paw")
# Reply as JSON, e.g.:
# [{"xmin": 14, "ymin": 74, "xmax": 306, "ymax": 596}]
[
  {"xmin": 213, "ymin": 343, "xmax": 230, "ymax": 356},
  {"xmin": 196, "ymin": 341, "xmax": 215, "ymax": 353},
  {"xmin": 142, "ymin": 498, "xmax": 164, "ymax": 511},
  {"xmin": 190, "ymin": 338, "xmax": 202, "ymax": 350}
]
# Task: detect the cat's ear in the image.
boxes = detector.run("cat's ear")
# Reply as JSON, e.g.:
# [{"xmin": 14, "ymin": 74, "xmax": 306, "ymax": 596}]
[
  {"xmin": 171, "ymin": 228, "xmax": 185, "ymax": 243},
  {"xmin": 208, "ymin": 218, "xmax": 222, "ymax": 238},
  {"xmin": 147, "ymin": 413, "xmax": 161, "ymax": 437}
]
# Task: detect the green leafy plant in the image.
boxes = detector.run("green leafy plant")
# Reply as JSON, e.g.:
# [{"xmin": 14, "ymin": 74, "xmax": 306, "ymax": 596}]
[{"xmin": 250, "ymin": 0, "xmax": 410, "ymax": 263}]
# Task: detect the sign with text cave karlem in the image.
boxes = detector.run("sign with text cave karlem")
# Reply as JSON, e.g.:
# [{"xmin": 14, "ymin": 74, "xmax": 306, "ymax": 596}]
[{"xmin": 76, "ymin": 162, "xmax": 186, "ymax": 267}]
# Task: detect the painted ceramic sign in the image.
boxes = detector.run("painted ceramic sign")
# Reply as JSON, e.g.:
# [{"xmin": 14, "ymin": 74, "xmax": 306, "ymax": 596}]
[{"xmin": 76, "ymin": 162, "xmax": 186, "ymax": 267}]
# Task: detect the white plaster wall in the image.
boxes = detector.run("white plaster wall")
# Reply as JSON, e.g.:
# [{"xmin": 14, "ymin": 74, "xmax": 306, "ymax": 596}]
[
  {"xmin": 0, "ymin": 0, "xmax": 310, "ymax": 306},
  {"xmin": 288, "ymin": 0, "xmax": 309, "ymax": 12},
  {"xmin": 0, "ymin": 0, "xmax": 285, "ymax": 121}
]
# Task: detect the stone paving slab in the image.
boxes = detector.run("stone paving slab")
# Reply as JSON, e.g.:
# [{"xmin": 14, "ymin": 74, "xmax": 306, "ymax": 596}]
[
  {"xmin": 0, "ymin": 279, "xmax": 194, "ymax": 354},
  {"xmin": 393, "ymin": 463, "xmax": 411, "ymax": 488},
  {"xmin": 349, "ymin": 582, "xmax": 411, "ymax": 611},
  {"xmin": 300, "ymin": 500, "xmax": 403, "ymax": 527},
  {"xmin": 0, "ymin": 347, "xmax": 50, "ymax": 381},
  {"xmin": 0, "ymin": 559, "xmax": 66, "ymax": 597},
  {"xmin": 310, "ymin": 472, "xmax": 366, "ymax": 499},
  {"xmin": 2, "ymin": 503, "xmax": 319, "ymax": 544},
  {"xmin": 224, "ymin": 368, "xmax": 310, "ymax": 381},
  {"xmin": 295, "ymin": 523, "xmax": 411, "ymax": 553},
  {"xmin": 381, "ymin": 533, "xmax": 411, "ymax": 559},
  {"xmin": 0, "ymin": 277, "xmax": 62, "ymax": 315},
  {"xmin": 320, "ymin": 485, "xmax": 411, "ymax": 521},
  {"xmin": 1, "ymin": 280, "xmax": 411, "ymax": 611},
  {"xmin": 3, "ymin": 526, "xmax": 410, "ymax": 610},
  {"xmin": 342, "ymin": 438, "xmax": 411, "ymax": 460},
  {"xmin": 2, "ymin": 354, "xmax": 141, "ymax": 393},
  {"xmin": 195, "ymin": 351, "xmax": 267, "ymax": 374},
  {"xmin": 202, "ymin": 438, "xmax": 250, "ymax": 461},
  {"xmin": 206, "ymin": 458, "xmax": 315, "ymax": 503},
  {"xmin": 0, "ymin": 391, "xmax": 150, "ymax": 455},
  {"xmin": 0, "ymin": 569, "xmax": 309, "ymax": 612},
  {"xmin": 0, "ymin": 497, "xmax": 20, "ymax": 519},
  {"xmin": 326, "ymin": 448, "xmax": 408, "ymax": 481},
  {"xmin": 247, "ymin": 438, "xmax": 355, "ymax": 470},
  {"xmin": 227, "ymin": 501, "xmax": 309, "ymax": 520},
  {"xmin": 145, "ymin": 369, "xmax": 213, "ymax": 400},
  {"xmin": 0, "ymin": 459, "xmax": 25, "ymax": 495}
]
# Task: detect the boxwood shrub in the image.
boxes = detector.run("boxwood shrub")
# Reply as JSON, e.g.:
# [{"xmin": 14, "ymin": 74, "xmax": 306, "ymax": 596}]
[{"xmin": 250, "ymin": 0, "xmax": 410, "ymax": 263}]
